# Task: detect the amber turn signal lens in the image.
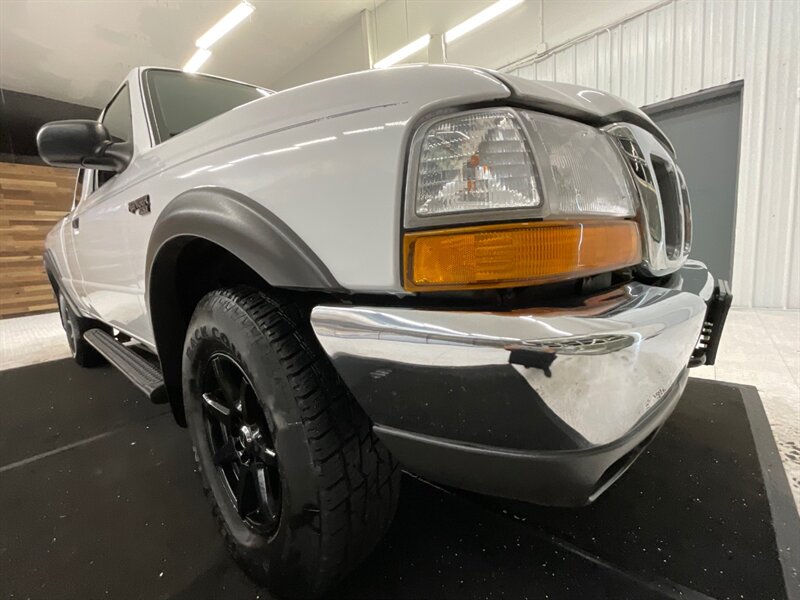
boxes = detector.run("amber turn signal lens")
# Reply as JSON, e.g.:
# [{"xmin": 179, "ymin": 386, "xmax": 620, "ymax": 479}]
[{"xmin": 403, "ymin": 220, "xmax": 641, "ymax": 292}]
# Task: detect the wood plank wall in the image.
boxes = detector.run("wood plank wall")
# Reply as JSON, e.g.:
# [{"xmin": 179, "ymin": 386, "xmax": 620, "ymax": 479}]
[{"xmin": 0, "ymin": 162, "xmax": 75, "ymax": 318}]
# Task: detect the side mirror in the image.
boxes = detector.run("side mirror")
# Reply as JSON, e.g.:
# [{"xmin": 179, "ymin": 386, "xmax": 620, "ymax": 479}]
[{"xmin": 36, "ymin": 120, "xmax": 131, "ymax": 172}]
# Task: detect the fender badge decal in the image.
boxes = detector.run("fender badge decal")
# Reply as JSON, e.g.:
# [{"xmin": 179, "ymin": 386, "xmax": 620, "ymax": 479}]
[{"xmin": 128, "ymin": 195, "xmax": 151, "ymax": 216}]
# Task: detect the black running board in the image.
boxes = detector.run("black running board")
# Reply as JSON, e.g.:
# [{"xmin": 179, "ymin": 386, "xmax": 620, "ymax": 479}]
[{"xmin": 83, "ymin": 329, "xmax": 168, "ymax": 404}]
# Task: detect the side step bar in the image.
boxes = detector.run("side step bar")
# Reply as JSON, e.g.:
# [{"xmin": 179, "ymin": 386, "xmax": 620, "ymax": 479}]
[{"xmin": 84, "ymin": 329, "xmax": 168, "ymax": 404}]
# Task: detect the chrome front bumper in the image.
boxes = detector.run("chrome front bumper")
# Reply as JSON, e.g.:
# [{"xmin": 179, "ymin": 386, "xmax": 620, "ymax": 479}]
[{"xmin": 310, "ymin": 262, "xmax": 715, "ymax": 505}]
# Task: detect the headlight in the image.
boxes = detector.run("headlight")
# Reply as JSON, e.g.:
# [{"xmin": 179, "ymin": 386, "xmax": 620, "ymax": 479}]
[
  {"xmin": 406, "ymin": 108, "xmax": 636, "ymax": 227},
  {"xmin": 520, "ymin": 112, "xmax": 636, "ymax": 217},
  {"xmin": 412, "ymin": 109, "xmax": 540, "ymax": 219},
  {"xmin": 403, "ymin": 108, "xmax": 642, "ymax": 291}
]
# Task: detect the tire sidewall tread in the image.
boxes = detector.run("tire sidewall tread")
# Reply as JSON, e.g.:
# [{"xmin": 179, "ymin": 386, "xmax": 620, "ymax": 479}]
[
  {"xmin": 58, "ymin": 292, "xmax": 106, "ymax": 367},
  {"xmin": 182, "ymin": 286, "xmax": 400, "ymax": 598}
]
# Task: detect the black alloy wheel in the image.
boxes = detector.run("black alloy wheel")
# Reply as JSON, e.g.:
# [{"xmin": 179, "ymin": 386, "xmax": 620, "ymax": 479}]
[
  {"xmin": 184, "ymin": 286, "xmax": 400, "ymax": 598},
  {"xmin": 200, "ymin": 353, "xmax": 280, "ymax": 533}
]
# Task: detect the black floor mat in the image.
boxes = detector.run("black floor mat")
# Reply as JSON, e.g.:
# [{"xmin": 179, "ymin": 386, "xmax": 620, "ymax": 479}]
[{"xmin": 0, "ymin": 360, "xmax": 797, "ymax": 599}]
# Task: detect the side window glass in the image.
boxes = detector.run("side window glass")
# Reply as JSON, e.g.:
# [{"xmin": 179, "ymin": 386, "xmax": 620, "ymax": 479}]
[
  {"xmin": 96, "ymin": 85, "xmax": 133, "ymax": 189},
  {"xmin": 102, "ymin": 85, "xmax": 133, "ymax": 143},
  {"xmin": 72, "ymin": 169, "xmax": 85, "ymax": 208}
]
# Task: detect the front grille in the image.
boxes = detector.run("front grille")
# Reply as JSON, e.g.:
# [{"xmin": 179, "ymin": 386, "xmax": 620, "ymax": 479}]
[
  {"xmin": 678, "ymin": 170, "xmax": 693, "ymax": 255},
  {"xmin": 604, "ymin": 123, "xmax": 690, "ymax": 276},
  {"xmin": 650, "ymin": 156, "xmax": 682, "ymax": 260}
]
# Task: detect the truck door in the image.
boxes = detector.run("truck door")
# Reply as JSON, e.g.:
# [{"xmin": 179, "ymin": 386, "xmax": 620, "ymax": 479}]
[
  {"xmin": 59, "ymin": 168, "xmax": 91, "ymax": 310},
  {"xmin": 71, "ymin": 84, "xmax": 143, "ymax": 334}
]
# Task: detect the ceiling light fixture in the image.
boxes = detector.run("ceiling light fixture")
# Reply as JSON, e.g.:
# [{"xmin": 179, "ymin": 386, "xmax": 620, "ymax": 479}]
[
  {"xmin": 445, "ymin": 0, "xmax": 524, "ymax": 43},
  {"xmin": 196, "ymin": 1, "xmax": 255, "ymax": 50},
  {"xmin": 373, "ymin": 34, "xmax": 431, "ymax": 69},
  {"xmin": 183, "ymin": 48, "xmax": 212, "ymax": 73}
]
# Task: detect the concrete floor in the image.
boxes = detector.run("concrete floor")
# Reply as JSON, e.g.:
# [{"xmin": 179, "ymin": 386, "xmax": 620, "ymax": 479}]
[
  {"xmin": 2, "ymin": 307, "xmax": 798, "ymax": 510},
  {"xmin": 3, "ymin": 364, "xmax": 793, "ymax": 599}
]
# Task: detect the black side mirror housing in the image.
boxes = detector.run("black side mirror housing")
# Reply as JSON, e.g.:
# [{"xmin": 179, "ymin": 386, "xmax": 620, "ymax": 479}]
[{"xmin": 36, "ymin": 120, "xmax": 131, "ymax": 172}]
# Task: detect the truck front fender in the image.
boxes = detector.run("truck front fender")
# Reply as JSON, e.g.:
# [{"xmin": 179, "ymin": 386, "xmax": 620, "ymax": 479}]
[
  {"xmin": 146, "ymin": 186, "xmax": 340, "ymax": 296},
  {"xmin": 145, "ymin": 186, "xmax": 341, "ymax": 425}
]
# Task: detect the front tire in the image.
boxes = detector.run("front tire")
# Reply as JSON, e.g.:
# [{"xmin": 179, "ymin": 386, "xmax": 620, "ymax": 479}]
[{"xmin": 183, "ymin": 287, "xmax": 400, "ymax": 598}]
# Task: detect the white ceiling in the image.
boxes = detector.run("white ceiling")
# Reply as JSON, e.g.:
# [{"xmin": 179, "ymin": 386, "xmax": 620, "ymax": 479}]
[{"xmin": 0, "ymin": 0, "xmax": 380, "ymax": 108}]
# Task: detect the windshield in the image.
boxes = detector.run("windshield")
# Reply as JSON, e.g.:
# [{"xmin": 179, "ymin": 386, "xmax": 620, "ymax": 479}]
[{"xmin": 144, "ymin": 69, "xmax": 269, "ymax": 143}]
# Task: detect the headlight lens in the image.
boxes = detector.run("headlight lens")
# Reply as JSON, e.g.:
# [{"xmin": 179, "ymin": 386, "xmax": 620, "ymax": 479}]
[
  {"xmin": 408, "ymin": 108, "xmax": 636, "ymax": 223},
  {"xmin": 520, "ymin": 112, "xmax": 636, "ymax": 217},
  {"xmin": 413, "ymin": 109, "xmax": 540, "ymax": 217}
]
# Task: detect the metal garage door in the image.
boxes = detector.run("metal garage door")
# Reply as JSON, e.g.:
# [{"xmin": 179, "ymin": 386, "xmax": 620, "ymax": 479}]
[{"xmin": 646, "ymin": 85, "xmax": 742, "ymax": 282}]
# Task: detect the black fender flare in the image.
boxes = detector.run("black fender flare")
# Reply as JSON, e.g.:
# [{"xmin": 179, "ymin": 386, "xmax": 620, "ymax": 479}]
[
  {"xmin": 145, "ymin": 186, "xmax": 340, "ymax": 299},
  {"xmin": 145, "ymin": 186, "xmax": 342, "ymax": 425},
  {"xmin": 43, "ymin": 249, "xmax": 81, "ymax": 316},
  {"xmin": 42, "ymin": 249, "xmax": 62, "ymax": 296}
]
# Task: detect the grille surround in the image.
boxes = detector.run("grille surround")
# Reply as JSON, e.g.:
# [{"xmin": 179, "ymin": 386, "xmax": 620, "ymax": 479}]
[{"xmin": 604, "ymin": 123, "xmax": 691, "ymax": 277}]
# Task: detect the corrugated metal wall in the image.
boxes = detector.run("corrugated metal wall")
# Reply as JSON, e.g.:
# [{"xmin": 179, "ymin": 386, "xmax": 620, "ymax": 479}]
[{"xmin": 507, "ymin": 0, "xmax": 800, "ymax": 308}]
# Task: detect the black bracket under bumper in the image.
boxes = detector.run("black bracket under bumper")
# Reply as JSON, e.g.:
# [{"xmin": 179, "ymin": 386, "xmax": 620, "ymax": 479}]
[{"xmin": 690, "ymin": 279, "xmax": 732, "ymax": 367}]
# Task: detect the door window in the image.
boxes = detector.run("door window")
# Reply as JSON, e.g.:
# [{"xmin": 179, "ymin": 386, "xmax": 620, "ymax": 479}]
[
  {"xmin": 72, "ymin": 169, "xmax": 86, "ymax": 208},
  {"xmin": 102, "ymin": 85, "xmax": 133, "ymax": 144},
  {"xmin": 96, "ymin": 85, "xmax": 133, "ymax": 189}
]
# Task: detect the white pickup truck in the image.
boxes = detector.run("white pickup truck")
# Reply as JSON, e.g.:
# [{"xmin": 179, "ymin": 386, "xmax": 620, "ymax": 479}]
[{"xmin": 38, "ymin": 65, "xmax": 730, "ymax": 598}]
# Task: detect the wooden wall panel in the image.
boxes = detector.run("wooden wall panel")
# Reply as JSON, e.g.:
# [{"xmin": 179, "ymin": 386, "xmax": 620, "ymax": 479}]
[{"xmin": 0, "ymin": 162, "xmax": 75, "ymax": 318}]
